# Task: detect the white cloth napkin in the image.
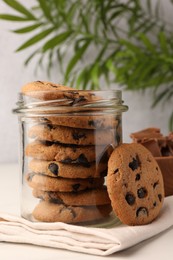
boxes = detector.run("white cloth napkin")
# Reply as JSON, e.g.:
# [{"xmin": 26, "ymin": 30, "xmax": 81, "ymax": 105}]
[{"xmin": 0, "ymin": 196, "xmax": 173, "ymax": 256}]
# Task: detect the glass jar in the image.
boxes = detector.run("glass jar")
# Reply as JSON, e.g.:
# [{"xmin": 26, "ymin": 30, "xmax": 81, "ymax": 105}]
[{"xmin": 13, "ymin": 89, "xmax": 128, "ymax": 226}]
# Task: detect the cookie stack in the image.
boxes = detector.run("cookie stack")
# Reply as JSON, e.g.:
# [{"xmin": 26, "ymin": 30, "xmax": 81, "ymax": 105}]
[{"xmin": 22, "ymin": 81, "xmax": 120, "ymax": 223}]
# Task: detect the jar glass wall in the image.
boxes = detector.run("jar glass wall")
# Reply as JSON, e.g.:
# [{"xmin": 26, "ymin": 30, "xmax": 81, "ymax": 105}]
[{"xmin": 13, "ymin": 89, "xmax": 128, "ymax": 225}]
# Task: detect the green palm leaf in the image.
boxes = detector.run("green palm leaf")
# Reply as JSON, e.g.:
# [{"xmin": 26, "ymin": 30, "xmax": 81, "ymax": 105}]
[
  {"xmin": 42, "ymin": 31, "xmax": 73, "ymax": 52},
  {"xmin": 12, "ymin": 23, "xmax": 42, "ymax": 34},
  {"xmin": 3, "ymin": 0, "xmax": 36, "ymax": 20},
  {"xmin": 0, "ymin": 14, "xmax": 33, "ymax": 21},
  {"xmin": 37, "ymin": 0, "xmax": 53, "ymax": 22},
  {"xmin": 16, "ymin": 27, "xmax": 54, "ymax": 52},
  {"xmin": 24, "ymin": 49, "xmax": 40, "ymax": 66},
  {"xmin": 65, "ymin": 40, "xmax": 91, "ymax": 82}
]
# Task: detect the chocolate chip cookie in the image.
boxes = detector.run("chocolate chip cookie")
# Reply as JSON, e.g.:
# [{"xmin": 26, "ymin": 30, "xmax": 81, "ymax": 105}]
[
  {"xmin": 107, "ymin": 143, "xmax": 164, "ymax": 225},
  {"xmin": 25, "ymin": 141, "xmax": 112, "ymax": 165},
  {"xmin": 21, "ymin": 80, "xmax": 100, "ymax": 104},
  {"xmin": 28, "ymin": 124, "xmax": 115, "ymax": 146},
  {"xmin": 32, "ymin": 186, "xmax": 111, "ymax": 206},
  {"xmin": 29, "ymin": 159, "xmax": 107, "ymax": 178},
  {"xmin": 26, "ymin": 173, "xmax": 104, "ymax": 192},
  {"xmin": 21, "ymin": 81, "xmax": 73, "ymax": 100},
  {"xmin": 32, "ymin": 201, "xmax": 112, "ymax": 223},
  {"xmin": 39, "ymin": 114, "xmax": 118, "ymax": 130}
]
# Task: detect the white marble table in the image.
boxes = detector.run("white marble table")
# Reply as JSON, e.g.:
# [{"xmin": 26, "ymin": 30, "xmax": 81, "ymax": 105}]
[{"xmin": 0, "ymin": 163, "xmax": 172, "ymax": 260}]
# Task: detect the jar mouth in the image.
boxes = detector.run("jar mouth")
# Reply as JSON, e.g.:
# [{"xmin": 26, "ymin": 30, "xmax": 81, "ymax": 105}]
[{"xmin": 13, "ymin": 89, "xmax": 128, "ymax": 115}]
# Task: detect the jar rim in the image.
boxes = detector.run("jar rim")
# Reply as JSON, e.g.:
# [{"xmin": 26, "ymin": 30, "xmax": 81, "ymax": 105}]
[{"xmin": 13, "ymin": 89, "xmax": 128, "ymax": 115}]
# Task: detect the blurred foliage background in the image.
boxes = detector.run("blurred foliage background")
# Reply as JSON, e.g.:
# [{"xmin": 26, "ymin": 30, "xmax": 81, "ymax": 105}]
[{"xmin": 0, "ymin": 0, "xmax": 173, "ymax": 130}]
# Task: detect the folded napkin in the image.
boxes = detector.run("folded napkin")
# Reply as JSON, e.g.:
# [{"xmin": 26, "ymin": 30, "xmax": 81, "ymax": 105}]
[{"xmin": 0, "ymin": 196, "xmax": 173, "ymax": 256}]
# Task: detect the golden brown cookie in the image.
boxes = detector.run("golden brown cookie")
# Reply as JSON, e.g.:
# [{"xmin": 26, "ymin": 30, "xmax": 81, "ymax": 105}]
[
  {"xmin": 25, "ymin": 141, "xmax": 112, "ymax": 165},
  {"xmin": 29, "ymin": 159, "xmax": 107, "ymax": 178},
  {"xmin": 32, "ymin": 186, "xmax": 111, "ymax": 206},
  {"xmin": 107, "ymin": 143, "xmax": 164, "ymax": 225},
  {"xmin": 39, "ymin": 114, "xmax": 118, "ymax": 130},
  {"xmin": 21, "ymin": 81, "xmax": 73, "ymax": 100},
  {"xmin": 28, "ymin": 124, "xmax": 115, "ymax": 145},
  {"xmin": 32, "ymin": 201, "xmax": 112, "ymax": 223},
  {"xmin": 26, "ymin": 173, "xmax": 104, "ymax": 192},
  {"xmin": 21, "ymin": 80, "xmax": 101, "ymax": 104}
]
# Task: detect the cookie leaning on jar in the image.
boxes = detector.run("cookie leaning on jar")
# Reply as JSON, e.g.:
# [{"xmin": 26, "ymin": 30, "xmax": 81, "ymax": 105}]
[
  {"xmin": 107, "ymin": 143, "xmax": 165, "ymax": 225},
  {"xmin": 22, "ymin": 80, "xmax": 122, "ymax": 223}
]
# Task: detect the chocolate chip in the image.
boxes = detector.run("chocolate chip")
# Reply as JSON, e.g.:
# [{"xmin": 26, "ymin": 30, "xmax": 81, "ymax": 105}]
[
  {"xmin": 47, "ymin": 191, "xmax": 63, "ymax": 203},
  {"xmin": 48, "ymin": 163, "xmax": 59, "ymax": 176},
  {"xmin": 42, "ymin": 140, "xmax": 53, "ymax": 146},
  {"xmin": 153, "ymin": 202, "xmax": 157, "ymax": 207},
  {"xmin": 125, "ymin": 193, "xmax": 135, "ymax": 205},
  {"xmin": 156, "ymin": 167, "xmax": 159, "ymax": 171},
  {"xmin": 77, "ymin": 154, "xmax": 90, "ymax": 166},
  {"xmin": 63, "ymin": 90, "xmax": 78, "ymax": 100},
  {"xmin": 47, "ymin": 124, "xmax": 53, "ymax": 130},
  {"xmin": 72, "ymin": 132, "xmax": 86, "ymax": 140},
  {"xmin": 72, "ymin": 96, "xmax": 87, "ymax": 105},
  {"xmin": 135, "ymin": 173, "xmax": 141, "ymax": 181},
  {"xmin": 153, "ymin": 181, "xmax": 159, "ymax": 189},
  {"xmin": 137, "ymin": 187, "xmax": 147, "ymax": 198},
  {"xmin": 158, "ymin": 194, "xmax": 162, "ymax": 202},
  {"xmin": 50, "ymin": 198, "xmax": 63, "ymax": 204},
  {"xmin": 40, "ymin": 117, "xmax": 49, "ymax": 123},
  {"xmin": 114, "ymin": 168, "xmax": 119, "ymax": 174},
  {"xmin": 129, "ymin": 155, "xmax": 141, "ymax": 171},
  {"xmin": 27, "ymin": 173, "xmax": 35, "ymax": 181},
  {"xmin": 66, "ymin": 90, "xmax": 78, "ymax": 95},
  {"xmin": 72, "ymin": 183, "xmax": 80, "ymax": 191},
  {"xmin": 36, "ymin": 80, "xmax": 43, "ymax": 84},
  {"xmin": 61, "ymin": 143, "xmax": 77, "ymax": 148},
  {"xmin": 88, "ymin": 120, "xmax": 95, "ymax": 127},
  {"xmin": 51, "ymin": 85, "xmax": 59, "ymax": 88},
  {"xmin": 136, "ymin": 207, "xmax": 148, "ymax": 217},
  {"xmin": 61, "ymin": 155, "xmax": 91, "ymax": 167},
  {"xmin": 61, "ymin": 157, "xmax": 73, "ymax": 163}
]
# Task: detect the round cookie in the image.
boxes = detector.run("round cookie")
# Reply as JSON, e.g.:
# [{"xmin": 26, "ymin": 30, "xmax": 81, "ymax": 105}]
[
  {"xmin": 107, "ymin": 143, "xmax": 164, "ymax": 226},
  {"xmin": 21, "ymin": 80, "xmax": 100, "ymax": 104},
  {"xmin": 21, "ymin": 81, "xmax": 73, "ymax": 100},
  {"xmin": 28, "ymin": 124, "xmax": 115, "ymax": 145},
  {"xmin": 29, "ymin": 159, "xmax": 107, "ymax": 178},
  {"xmin": 26, "ymin": 173, "xmax": 104, "ymax": 192},
  {"xmin": 32, "ymin": 186, "xmax": 111, "ymax": 206},
  {"xmin": 32, "ymin": 201, "xmax": 112, "ymax": 223},
  {"xmin": 25, "ymin": 141, "xmax": 112, "ymax": 165},
  {"xmin": 39, "ymin": 114, "xmax": 118, "ymax": 130}
]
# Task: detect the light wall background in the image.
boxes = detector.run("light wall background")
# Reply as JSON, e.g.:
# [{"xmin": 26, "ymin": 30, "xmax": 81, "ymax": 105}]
[{"xmin": 0, "ymin": 0, "xmax": 172, "ymax": 163}]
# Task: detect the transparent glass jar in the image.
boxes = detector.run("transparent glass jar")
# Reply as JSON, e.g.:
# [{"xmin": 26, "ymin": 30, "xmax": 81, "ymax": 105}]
[{"xmin": 13, "ymin": 89, "xmax": 128, "ymax": 225}]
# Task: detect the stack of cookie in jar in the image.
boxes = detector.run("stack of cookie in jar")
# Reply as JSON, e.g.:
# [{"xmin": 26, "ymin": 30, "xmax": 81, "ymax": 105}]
[{"xmin": 22, "ymin": 81, "xmax": 120, "ymax": 223}]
